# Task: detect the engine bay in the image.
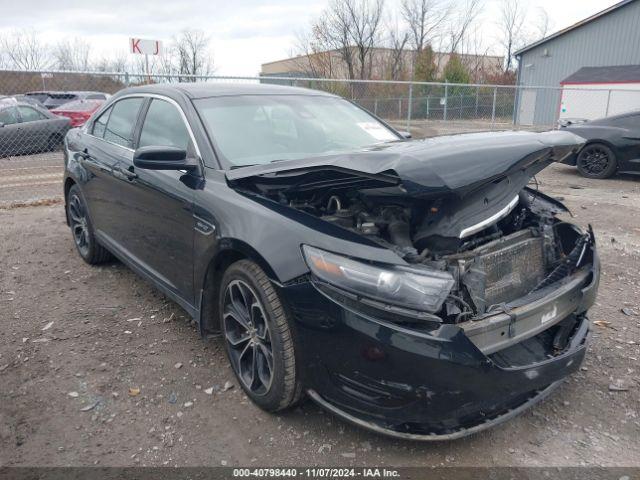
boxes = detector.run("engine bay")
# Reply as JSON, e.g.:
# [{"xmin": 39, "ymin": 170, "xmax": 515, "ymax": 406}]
[{"xmin": 282, "ymin": 184, "xmax": 594, "ymax": 323}]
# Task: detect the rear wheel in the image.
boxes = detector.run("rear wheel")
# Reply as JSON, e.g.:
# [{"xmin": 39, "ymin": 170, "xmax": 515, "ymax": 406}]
[
  {"xmin": 576, "ymin": 143, "xmax": 617, "ymax": 179},
  {"xmin": 67, "ymin": 185, "xmax": 112, "ymax": 264},
  {"xmin": 219, "ymin": 260, "xmax": 302, "ymax": 412}
]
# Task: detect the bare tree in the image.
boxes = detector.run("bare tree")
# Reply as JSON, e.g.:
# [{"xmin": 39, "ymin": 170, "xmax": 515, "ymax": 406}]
[
  {"xmin": 446, "ymin": 0, "xmax": 483, "ymax": 54},
  {"xmin": 497, "ymin": 0, "xmax": 527, "ymax": 71},
  {"xmin": 534, "ymin": 7, "xmax": 552, "ymax": 40},
  {"xmin": 401, "ymin": 0, "xmax": 450, "ymax": 53},
  {"xmin": 291, "ymin": 27, "xmax": 338, "ymax": 78},
  {"xmin": 53, "ymin": 37, "xmax": 91, "ymax": 71},
  {"xmin": 305, "ymin": 0, "xmax": 385, "ymax": 80},
  {"xmin": 95, "ymin": 51, "xmax": 129, "ymax": 73},
  {"xmin": 384, "ymin": 17, "xmax": 409, "ymax": 80},
  {"xmin": 0, "ymin": 29, "xmax": 51, "ymax": 70},
  {"xmin": 174, "ymin": 29, "xmax": 214, "ymax": 79}
]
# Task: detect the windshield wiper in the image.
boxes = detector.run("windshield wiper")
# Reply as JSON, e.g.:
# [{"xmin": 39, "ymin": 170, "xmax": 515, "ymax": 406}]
[{"xmin": 229, "ymin": 164, "xmax": 259, "ymax": 169}]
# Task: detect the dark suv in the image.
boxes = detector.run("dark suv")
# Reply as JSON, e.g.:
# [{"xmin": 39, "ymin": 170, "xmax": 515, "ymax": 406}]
[{"xmin": 63, "ymin": 83, "xmax": 599, "ymax": 440}]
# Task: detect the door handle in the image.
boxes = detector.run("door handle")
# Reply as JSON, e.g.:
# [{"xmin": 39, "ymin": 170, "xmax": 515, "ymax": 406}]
[{"xmin": 116, "ymin": 166, "xmax": 138, "ymax": 180}]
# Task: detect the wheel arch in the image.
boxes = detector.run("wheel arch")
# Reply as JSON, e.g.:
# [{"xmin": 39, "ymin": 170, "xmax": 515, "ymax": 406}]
[
  {"xmin": 578, "ymin": 139, "xmax": 619, "ymax": 158},
  {"xmin": 198, "ymin": 238, "xmax": 279, "ymax": 336}
]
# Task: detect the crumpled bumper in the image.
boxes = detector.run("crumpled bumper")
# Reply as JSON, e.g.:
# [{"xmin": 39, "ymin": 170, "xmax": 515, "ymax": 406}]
[{"xmin": 279, "ymin": 248, "xmax": 599, "ymax": 440}]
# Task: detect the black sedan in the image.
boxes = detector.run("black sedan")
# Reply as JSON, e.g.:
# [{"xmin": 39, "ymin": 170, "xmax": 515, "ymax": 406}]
[
  {"xmin": 0, "ymin": 101, "xmax": 71, "ymax": 157},
  {"xmin": 63, "ymin": 83, "xmax": 599, "ymax": 440},
  {"xmin": 561, "ymin": 110, "xmax": 640, "ymax": 178}
]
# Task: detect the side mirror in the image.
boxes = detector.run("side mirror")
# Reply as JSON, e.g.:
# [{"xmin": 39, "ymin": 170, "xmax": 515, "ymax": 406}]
[
  {"xmin": 0, "ymin": 122, "xmax": 5, "ymax": 128},
  {"xmin": 398, "ymin": 130, "xmax": 412, "ymax": 139},
  {"xmin": 133, "ymin": 146, "xmax": 199, "ymax": 171}
]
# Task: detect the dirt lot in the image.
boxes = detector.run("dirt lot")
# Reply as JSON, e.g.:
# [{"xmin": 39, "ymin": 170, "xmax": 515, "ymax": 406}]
[{"xmin": 0, "ymin": 162, "xmax": 639, "ymax": 468}]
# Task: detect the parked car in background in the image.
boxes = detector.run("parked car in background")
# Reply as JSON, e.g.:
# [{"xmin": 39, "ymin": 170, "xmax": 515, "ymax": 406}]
[
  {"xmin": 0, "ymin": 102, "xmax": 71, "ymax": 156},
  {"xmin": 51, "ymin": 99, "xmax": 104, "ymax": 127},
  {"xmin": 25, "ymin": 91, "xmax": 110, "ymax": 110},
  {"xmin": 560, "ymin": 110, "xmax": 640, "ymax": 178},
  {"xmin": 63, "ymin": 83, "xmax": 599, "ymax": 440},
  {"xmin": 12, "ymin": 94, "xmax": 46, "ymax": 108}
]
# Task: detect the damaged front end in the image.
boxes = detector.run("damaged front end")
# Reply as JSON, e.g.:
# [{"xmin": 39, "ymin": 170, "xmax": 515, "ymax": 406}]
[{"xmin": 227, "ymin": 130, "xmax": 600, "ymax": 439}]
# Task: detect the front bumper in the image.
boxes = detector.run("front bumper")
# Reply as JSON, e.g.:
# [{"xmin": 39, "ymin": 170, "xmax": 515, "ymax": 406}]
[{"xmin": 280, "ymin": 248, "xmax": 600, "ymax": 440}]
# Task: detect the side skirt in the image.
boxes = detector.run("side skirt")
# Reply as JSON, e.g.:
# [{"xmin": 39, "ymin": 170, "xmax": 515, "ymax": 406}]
[{"xmin": 95, "ymin": 231, "xmax": 199, "ymax": 320}]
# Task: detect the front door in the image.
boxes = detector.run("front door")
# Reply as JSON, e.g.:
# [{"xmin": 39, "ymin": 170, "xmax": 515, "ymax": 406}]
[
  {"xmin": 111, "ymin": 97, "xmax": 197, "ymax": 304},
  {"xmin": 16, "ymin": 105, "xmax": 55, "ymax": 152}
]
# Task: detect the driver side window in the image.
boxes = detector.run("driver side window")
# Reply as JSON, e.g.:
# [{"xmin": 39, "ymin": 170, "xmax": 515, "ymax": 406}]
[{"xmin": 138, "ymin": 99, "xmax": 190, "ymax": 150}]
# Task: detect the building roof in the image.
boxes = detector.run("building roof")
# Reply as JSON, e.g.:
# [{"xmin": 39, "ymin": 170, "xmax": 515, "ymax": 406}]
[
  {"xmin": 514, "ymin": 0, "xmax": 638, "ymax": 56},
  {"xmin": 261, "ymin": 48, "xmax": 503, "ymax": 68},
  {"xmin": 561, "ymin": 65, "xmax": 640, "ymax": 84}
]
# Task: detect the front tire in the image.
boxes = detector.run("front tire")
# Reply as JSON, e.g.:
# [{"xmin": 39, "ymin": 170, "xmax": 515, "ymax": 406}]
[
  {"xmin": 66, "ymin": 185, "xmax": 112, "ymax": 264},
  {"xmin": 219, "ymin": 260, "xmax": 302, "ymax": 412},
  {"xmin": 576, "ymin": 143, "xmax": 617, "ymax": 179}
]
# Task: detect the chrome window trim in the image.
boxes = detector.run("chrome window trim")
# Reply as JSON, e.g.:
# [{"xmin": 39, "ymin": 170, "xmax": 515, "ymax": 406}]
[
  {"xmin": 85, "ymin": 93, "xmax": 202, "ymax": 161},
  {"xmin": 85, "ymin": 93, "xmax": 202, "ymax": 159}
]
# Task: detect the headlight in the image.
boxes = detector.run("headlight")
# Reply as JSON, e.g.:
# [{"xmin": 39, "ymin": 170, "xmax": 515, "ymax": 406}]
[{"xmin": 302, "ymin": 245, "xmax": 454, "ymax": 313}]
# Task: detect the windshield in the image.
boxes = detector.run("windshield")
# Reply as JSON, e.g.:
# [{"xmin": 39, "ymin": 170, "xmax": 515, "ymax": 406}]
[{"xmin": 194, "ymin": 94, "xmax": 400, "ymax": 167}]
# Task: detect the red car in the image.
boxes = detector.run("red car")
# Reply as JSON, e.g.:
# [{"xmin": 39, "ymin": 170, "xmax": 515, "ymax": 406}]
[{"xmin": 51, "ymin": 99, "xmax": 104, "ymax": 127}]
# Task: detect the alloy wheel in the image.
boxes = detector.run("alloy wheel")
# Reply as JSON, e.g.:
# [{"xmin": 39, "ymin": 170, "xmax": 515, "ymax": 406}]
[
  {"xmin": 579, "ymin": 146, "xmax": 611, "ymax": 176},
  {"xmin": 68, "ymin": 193, "xmax": 90, "ymax": 257},
  {"xmin": 222, "ymin": 279, "xmax": 274, "ymax": 396}
]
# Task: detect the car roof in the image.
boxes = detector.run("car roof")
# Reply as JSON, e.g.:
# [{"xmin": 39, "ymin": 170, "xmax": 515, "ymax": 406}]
[
  {"xmin": 116, "ymin": 82, "xmax": 337, "ymax": 100},
  {"xmin": 0, "ymin": 101, "xmax": 43, "ymax": 109}
]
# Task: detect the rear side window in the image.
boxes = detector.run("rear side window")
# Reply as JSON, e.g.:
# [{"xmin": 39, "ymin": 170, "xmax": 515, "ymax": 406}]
[
  {"xmin": 18, "ymin": 106, "xmax": 47, "ymax": 122},
  {"xmin": 138, "ymin": 99, "xmax": 190, "ymax": 150},
  {"xmin": 103, "ymin": 98, "xmax": 143, "ymax": 147},
  {"xmin": 0, "ymin": 106, "xmax": 19, "ymax": 125},
  {"xmin": 92, "ymin": 106, "xmax": 112, "ymax": 138}
]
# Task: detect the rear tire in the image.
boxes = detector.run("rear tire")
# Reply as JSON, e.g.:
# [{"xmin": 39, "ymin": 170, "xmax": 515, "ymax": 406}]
[
  {"xmin": 66, "ymin": 185, "xmax": 112, "ymax": 265},
  {"xmin": 576, "ymin": 143, "xmax": 617, "ymax": 179},
  {"xmin": 219, "ymin": 260, "xmax": 302, "ymax": 412}
]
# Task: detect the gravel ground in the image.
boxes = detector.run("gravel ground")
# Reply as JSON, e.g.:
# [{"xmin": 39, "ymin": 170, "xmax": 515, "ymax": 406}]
[{"xmin": 0, "ymin": 162, "xmax": 639, "ymax": 468}]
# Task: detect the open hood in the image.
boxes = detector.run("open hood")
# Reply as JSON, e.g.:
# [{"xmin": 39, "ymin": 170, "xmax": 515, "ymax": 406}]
[{"xmin": 226, "ymin": 130, "xmax": 584, "ymax": 199}]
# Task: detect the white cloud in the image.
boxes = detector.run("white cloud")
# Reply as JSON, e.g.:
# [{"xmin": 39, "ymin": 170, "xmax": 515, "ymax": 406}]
[{"xmin": 0, "ymin": 0, "xmax": 621, "ymax": 75}]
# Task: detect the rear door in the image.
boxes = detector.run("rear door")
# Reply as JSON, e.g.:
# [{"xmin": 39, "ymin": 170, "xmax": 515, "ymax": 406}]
[
  {"xmin": 110, "ymin": 96, "xmax": 197, "ymax": 303},
  {"xmin": 79, "ymin": 97, "xmax": 145, "ymax": 240}
]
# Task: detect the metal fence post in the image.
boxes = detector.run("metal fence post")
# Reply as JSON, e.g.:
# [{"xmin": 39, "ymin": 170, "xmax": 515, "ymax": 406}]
[
  {"xmin": 491, "ymin": 87, "xmax": 497, "ymax": 125},
  {"xmin": 475, "ymin": 86, "xmax": 479, "ymax": 117},
  {"xmin": 605, "ymin": 89, "xmax": 612, "ymax": 116},
  {"xmin": 426, "ymin": 95, "xmax": 430, "ymax": 118},
  {"xmin": 398, "ymin": 98, "xmax": 402, "ymax": 118},
  {"xmin": 444, "ymin": 82, "xmax": 448, "ymax": 121},
  {"xmin": 374, "ymin": 99, "xmax": 378, "ymax": 116},
  {"xmin": 406, "ymin": 83, "xmax": 413, "ymax": 131},
  {"xmin": 459, "ymin": 93, "xmax": 463, "ymax": 119},
  {"xmin": 125, "ymin": 72, "xmax": 130, "ymax": 87}
]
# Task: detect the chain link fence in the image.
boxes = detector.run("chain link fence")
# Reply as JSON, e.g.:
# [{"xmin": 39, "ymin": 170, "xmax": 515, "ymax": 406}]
[{"xmin": 2, "ymin": 68, "xmax": 640, "ymax": 205}]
